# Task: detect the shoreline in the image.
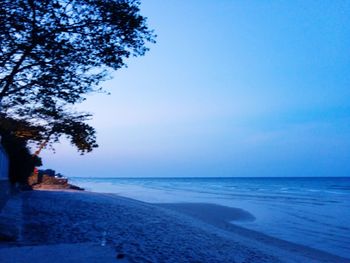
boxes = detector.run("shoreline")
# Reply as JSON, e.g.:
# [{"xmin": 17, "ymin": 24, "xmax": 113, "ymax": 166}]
[
  {"xmin": 156, "ymin": 202, "xmax": 349, "ymax": 263},
  {"xmin": 0, "ymin": 189, "xmax": 348, "ymax": 262},
  {"xmin": 71, "ymin": 176, "xmax": 350, "ymax": 258}
]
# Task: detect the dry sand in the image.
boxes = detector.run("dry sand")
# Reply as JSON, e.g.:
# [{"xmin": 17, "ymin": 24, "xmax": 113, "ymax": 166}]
[{"xmin": 0, "ymin": 190, "xmax": 348, "ymax": 263}]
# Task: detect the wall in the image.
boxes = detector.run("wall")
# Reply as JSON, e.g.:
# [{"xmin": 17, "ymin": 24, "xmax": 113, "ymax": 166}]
[{"xmin": 0, "ymin": 139, "xmax": 10, "ymax": 211}]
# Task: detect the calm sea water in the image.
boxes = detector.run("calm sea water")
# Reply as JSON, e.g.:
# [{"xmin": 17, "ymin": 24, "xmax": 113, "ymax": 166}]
[{"xmin": 70, "ymin": 177, "xmax": 350, "ymax": 258}]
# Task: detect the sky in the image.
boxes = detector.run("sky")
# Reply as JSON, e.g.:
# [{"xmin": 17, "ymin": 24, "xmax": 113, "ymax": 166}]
[{"xmin": 42, "ymin": 0, "xmax": 350, "ymax": 177}]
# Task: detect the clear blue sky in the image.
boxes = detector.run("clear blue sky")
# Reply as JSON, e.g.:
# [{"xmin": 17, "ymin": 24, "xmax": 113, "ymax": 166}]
[{"xmin": 42, "ymin": 0, "xmax": 350, "ymax": 177}]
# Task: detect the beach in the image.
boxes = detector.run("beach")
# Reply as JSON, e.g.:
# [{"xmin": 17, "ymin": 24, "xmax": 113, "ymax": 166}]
[
  {"xmin": 1, "ymin": 0, "xmax": 349, "ymax": 262},
  {"xmin": 0, "ymin": 189, "xmax": 348, "ymax": 263},
  {"xmin": 72, "ymin": 176, "xmax": 350, "ymax": 258}
]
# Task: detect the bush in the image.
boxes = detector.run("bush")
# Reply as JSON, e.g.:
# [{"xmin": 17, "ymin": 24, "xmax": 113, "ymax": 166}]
[{"xmin": 1, "ymin": 133, "xmax": 42, "ymax": 185}]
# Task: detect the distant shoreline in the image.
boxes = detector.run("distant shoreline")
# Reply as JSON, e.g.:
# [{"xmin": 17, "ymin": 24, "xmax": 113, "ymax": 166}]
[{"xmin": 69, "ymin": 176, "xmax": 350, "ymax": 179}]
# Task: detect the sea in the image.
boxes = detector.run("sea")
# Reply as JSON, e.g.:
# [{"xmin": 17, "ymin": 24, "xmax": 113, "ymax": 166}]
[{"xmin": 70, "ymin": 176, "xmax": 350, "ymax": 258}]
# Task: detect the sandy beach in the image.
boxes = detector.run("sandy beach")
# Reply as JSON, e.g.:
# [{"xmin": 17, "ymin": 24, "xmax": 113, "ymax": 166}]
[{"xmin": 0, "ymin": 190, "xmax": 348, "ymax": 263}]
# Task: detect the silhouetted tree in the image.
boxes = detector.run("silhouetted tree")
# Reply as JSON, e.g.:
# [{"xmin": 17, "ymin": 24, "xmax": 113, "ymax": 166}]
[
  {"xmin": 0, "ymin": 114, "xmax": 44, "ymax": 141},
  {"xmin": 0, "ymin": 0, "xmax": 155, "ymax": 152},
  {"xmin": 31, "ymin": 107, "xmax": 98, "ymax": 155}
]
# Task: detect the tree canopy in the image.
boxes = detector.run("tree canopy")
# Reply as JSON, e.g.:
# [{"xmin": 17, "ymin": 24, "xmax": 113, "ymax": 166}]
[{"xmin": 0, "ymin": 0, "xmax": 155, "ymax": 153}]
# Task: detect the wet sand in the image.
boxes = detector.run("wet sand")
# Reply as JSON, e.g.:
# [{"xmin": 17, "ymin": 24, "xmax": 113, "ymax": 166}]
[{"xmin": 0, "ymin": 190, "xmax": 348, "ymax": 263}]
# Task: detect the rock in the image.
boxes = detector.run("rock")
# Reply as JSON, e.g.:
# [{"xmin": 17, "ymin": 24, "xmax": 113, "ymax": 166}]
[
  {"xmin": 41, "ymin": 174, "xmax": 68, "ymax": 185},
  {"xmin": 68, "ymin": 184, "xmax": 84, "ymax": 191},
  {"xmin": 27, "ymin": 169, "xmax": 84, "ymax": 191},
  {"xmin": 27, "ymin": 172, "xmax": 39, "ymax": 186}
]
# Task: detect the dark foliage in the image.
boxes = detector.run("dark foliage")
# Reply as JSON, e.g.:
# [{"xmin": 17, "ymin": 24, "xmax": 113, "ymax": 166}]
[
  {"xmin": 0, "ymin": 0, "xmax": 155, "ymax": 153},
  {"xmin": 31, "ymin": 108, "xmax": 98, "ymax": 155},
  {"xmin": 0, "ymin": 115, "xmax": 42, "ymax": 183},
  {"xmin": 0, "ymin": 113, "xmax": 44, "ymax": 141},
  {"xmin": 1, "ymin": 133, "xmax": 42, "ymax": 184}
]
